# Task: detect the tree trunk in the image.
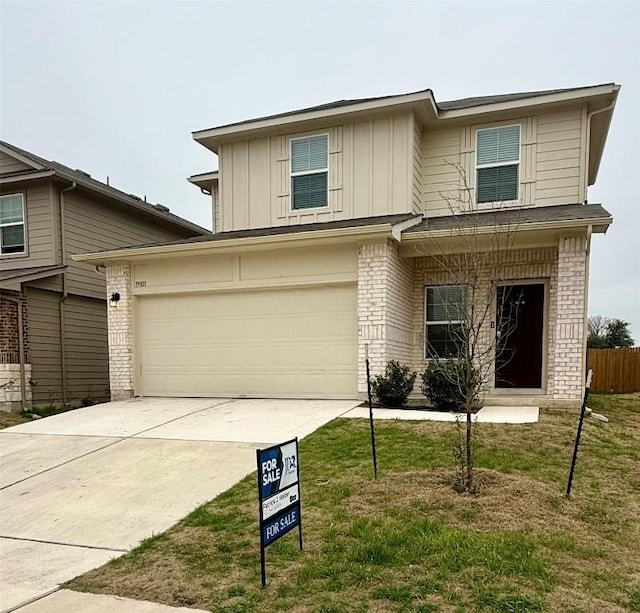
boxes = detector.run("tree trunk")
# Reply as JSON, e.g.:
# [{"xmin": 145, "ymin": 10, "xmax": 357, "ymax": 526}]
[{"xmin": 465, "ymin": 409, "xmax": 473, "ymax": 491}]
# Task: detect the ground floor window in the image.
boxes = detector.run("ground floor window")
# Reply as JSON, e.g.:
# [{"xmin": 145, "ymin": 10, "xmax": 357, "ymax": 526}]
[{"xmin": 425, "ymin": 285, "xmax": 466, "ymax": 358}]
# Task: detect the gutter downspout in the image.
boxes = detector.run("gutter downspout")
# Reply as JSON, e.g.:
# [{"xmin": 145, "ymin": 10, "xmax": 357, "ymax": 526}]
[
  {"xmin": 584, "ymin": 100, "xmax": 616, "ymax": 198},
  {"xmin": 5, "ymin": 295, "xmax": 27, "ymax": 412},
  {"xmin": 59, "ymin": 181, "xmax": 77, "ymax": 406}
]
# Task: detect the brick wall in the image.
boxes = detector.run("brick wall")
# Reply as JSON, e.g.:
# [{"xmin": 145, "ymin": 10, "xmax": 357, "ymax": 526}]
[
  {"xmin": 357, "ymin": 241, "xmax": 414, "ymax": 394},
  {"xmin": 0, "ymin": 364, "xmax": 33, "ymax": 410},
  {"xmin": 106, "ymin": 264, "xmax": 134, "ymax": 400},
  {"xmin": 411, "ymin": 246, "xmax": 560, "ymax": 399},
  {"xmin": 0, "ymin": 290, "xmax": 32, "ymax": 410},
  {"xmin": 0, "ymin": 290, "xmax": 30, "ymax": 364},
  {"xmin": 553, "ymin": 236, "xmax": 588, "ymax": 400}
]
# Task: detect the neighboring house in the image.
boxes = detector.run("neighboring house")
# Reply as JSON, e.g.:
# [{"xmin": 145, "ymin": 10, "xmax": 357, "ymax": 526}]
[
  {"xmin": 0, "ymin": 142, "xmax": 208, "ymax": 410},
  {"xmin": 77, "ymin": 83, "xmax": 618, "ymax": 407}
]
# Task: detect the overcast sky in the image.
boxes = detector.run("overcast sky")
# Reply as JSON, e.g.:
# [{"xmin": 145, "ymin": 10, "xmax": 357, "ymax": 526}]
[{"xmin": 1, "ymin": 1, "xmax": 638, "ymax": 340}]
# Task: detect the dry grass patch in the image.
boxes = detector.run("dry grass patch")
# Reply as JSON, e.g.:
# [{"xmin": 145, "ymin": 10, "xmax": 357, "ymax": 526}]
[
  {"xmin": 0, "ymin": 411, "xmax": 31, "ymax": 429},
  {"xmin": 69, "ymin": 394, "xmax": 640, "ymax": 612}
]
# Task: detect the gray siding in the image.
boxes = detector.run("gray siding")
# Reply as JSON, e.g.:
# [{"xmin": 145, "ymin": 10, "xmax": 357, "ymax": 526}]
[
  {"xmin": 25, "ymin": 287, "xmax": 110, "ymax": 405},
  {"xmin": 64, "ymin": 295, "xmax": 109, "ymax": 402},
  {"xmin": 0, "ymin": 182, "xmax": 56, "ymax": 271},
  {"xmin": 26, "ymin": 287, "xmax": 63, "ymax": 405},
  {"xmin": 63, "ymin": 189, "xmax": 195, "ymax": 298},
  {"xmin": 0, "ymin": 152, "xmax": 33, "ymax": 174}
]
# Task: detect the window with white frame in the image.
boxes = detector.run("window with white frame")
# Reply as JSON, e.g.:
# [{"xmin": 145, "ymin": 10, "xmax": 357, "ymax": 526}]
[
  {"xmin": 290, "ymin": 134, "xmax": 328, "ymax": 210},
  {"xmin": 476, "ymin": 125, "xmax": 520, "ymax": 204},
  {"xmin": 0, "ymin": 193, "xmax": 25, "ymax": 255},
  {"xmin": 425, "ymin": 285, "xmax": 466, "ymax": 358}
]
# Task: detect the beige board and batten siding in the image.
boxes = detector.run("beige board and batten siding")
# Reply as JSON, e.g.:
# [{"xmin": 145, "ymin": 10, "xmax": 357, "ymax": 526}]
[
  {"xmin": 217, "ymin": 113, "xmax": 415, "ymax": 232},
  {"xmin": 63, "ymin": 190, "xmax": 195, "ymax": 299},
  {"xmin": 412, "ymin": 117, "xmax": 424, "ymax": 213},
  {"xmin": 131, "ymin": 244, "xmax": 358, "ymax": 398},
  {"xmin": 421, "ymin": 107, "xmax": 587, "ymax": 217}
]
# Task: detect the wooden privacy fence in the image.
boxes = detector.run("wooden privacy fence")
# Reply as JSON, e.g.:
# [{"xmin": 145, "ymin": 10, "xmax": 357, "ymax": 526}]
[{"xmin": 587, "ymin": 347, "xmax": 640, "ymax": 393}]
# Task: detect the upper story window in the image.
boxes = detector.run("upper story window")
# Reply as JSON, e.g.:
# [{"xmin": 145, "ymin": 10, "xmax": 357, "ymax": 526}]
[
  {"xmin": 290, "ymin": 134, "xmax": 328, "ymax": 210},
  {"xmin": 425, "ymin": 285, "xmax": 466, "ymax": 358},
  {"xmin": 0, "ymin": 193, "xmax": 25, "ymax": 255},
  {"xmin": 476, "ymin": 125, "xmax": 520, "ymax": 204}
]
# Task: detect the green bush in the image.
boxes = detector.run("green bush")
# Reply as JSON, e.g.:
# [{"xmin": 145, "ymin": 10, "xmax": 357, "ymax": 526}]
[
  {"xmin": 421, "ymin": 359, "xmax": 480, "ymax": 410},
  {"xmin": 371, "ymin": 360, "xmax": 417, "ymax": 408}
]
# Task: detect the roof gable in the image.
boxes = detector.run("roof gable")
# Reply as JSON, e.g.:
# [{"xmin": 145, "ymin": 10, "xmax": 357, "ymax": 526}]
[
  {"xmin": 0, "ymin": 144, "xmax": 45, "ymax": 172},
  {"xmin": 0, "ymin": 141, "xmax": 209, "ymax": 236}
]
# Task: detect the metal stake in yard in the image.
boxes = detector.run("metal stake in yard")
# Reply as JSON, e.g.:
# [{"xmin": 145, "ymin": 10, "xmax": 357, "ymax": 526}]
[
  {"xmin": 566, "ymin": 369, "xmax": 593, "ymax": 499},
  {"xmin": 365, "ymin": 344, "xmax": 378, "ymax": 479}
]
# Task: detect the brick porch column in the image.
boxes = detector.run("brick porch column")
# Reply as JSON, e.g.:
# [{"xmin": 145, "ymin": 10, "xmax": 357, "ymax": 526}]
[
  {"xmin": 357, "ymin": 241, "xmax": 413, "ymax": 396},
  {"xmin": 0, "ymin": 290, "xmax": 32, "ymax": 411},
  {"xmin": 553, "ymin": 236, "xmax": 588, "ymax": 402},
  {"xmin": 106, "ymin": 264, "xmax": 134, "ymax": 400}
]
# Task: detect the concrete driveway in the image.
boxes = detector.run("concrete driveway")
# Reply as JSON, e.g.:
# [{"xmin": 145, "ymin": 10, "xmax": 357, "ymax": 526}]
[{"xmin": 0, "ymin": 397, "xmax": 357, "ymax": 612}]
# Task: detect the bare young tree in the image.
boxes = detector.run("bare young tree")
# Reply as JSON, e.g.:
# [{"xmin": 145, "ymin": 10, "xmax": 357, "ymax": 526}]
[{"xmin": 420, "ymin": 163, "xmax": 525, "ymax": 492}]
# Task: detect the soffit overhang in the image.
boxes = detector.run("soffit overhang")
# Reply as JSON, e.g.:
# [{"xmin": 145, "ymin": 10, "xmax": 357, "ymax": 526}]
[
  {"xmin": 399, "ymin": 218, "xmax": 610, "ymax": 258},
  {"xmin": 188, "ymin": 171, "xmax": 219, "ymax": 191},
  {"xmin": 72, "ymin": 222, "xmax": 407, "ymax": 266}
]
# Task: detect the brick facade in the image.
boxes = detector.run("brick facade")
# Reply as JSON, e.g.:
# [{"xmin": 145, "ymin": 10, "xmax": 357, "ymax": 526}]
[
  {"xmin": 106, "ymin": 237, "xmax": 588, "ymax": 406},
  {"xmin": 0, "ymin": 290, "xmax": 32, "ymax": 410},
  {"xmin": 358, "ymin": 238, "xmax": 585, "ymax": 405},
  {"xmin": 0, "ymin": 290, "xmax": 30, "ymax": 364},
  {"xmin": 357, "ymin": 241, "xmax": 414, "ymax": 395},
  {"xmin": 106, "ymin": 264, "xmax": 134, "ymax": 400},
  {"xmin": 411, "ymin": 246, "xmax": 559, "ymax": 398},
  {"xmin": 552, "ymin": 236, "xmax": 588, "ymax": 400}
]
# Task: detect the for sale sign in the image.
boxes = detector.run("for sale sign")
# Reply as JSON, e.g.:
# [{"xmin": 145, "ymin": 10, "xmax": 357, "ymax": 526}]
[{"xmin": 256, "ymin": 438, "xmax": 302, "ymax": 585}]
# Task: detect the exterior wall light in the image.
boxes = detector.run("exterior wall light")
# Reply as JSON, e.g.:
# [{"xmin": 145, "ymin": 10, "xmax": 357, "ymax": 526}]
[{"xmin": 110, "ymin": 292, "xmax": 121, "ymax": 307}]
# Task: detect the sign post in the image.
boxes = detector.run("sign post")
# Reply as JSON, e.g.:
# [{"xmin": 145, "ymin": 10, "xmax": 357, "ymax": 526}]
[
  {"xmin": 257, "ymin": 438, "xmax": 302, "ymax": 586},
  {"xmin": 365, "ymin": 344, "xmax": 378, "ymax": 479},
  {"xmin": 566, "ymin": 369, "xmax": 593, "ymax": 499}
]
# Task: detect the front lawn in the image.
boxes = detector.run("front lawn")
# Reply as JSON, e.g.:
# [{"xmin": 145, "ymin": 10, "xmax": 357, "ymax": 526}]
[{"xmin": 69, "ymin": 394, "xmax": 640, "ymax": 612}]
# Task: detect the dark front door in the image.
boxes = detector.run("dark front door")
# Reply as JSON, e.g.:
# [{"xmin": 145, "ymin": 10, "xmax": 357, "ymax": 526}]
[{"xmin": 495, "ymin": 283, "xmax": 545, "ymax": 389}]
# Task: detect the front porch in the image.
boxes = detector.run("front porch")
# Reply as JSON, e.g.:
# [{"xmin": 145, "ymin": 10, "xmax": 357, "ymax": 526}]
[{"xmin": 357, "ymin": 235, "xmax": 589, "ymax": 408}]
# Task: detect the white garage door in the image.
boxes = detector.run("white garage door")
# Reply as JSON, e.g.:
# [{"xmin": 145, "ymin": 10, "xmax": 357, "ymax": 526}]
[{"xmin": 137, "ymin": 284, "xmax": 357, "ymax": 398}]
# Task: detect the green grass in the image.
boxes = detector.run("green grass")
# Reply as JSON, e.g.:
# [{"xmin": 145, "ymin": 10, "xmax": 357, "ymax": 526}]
[{"xmin": 69, "ymin": 393, "xmax": 640, "ymax": 612}]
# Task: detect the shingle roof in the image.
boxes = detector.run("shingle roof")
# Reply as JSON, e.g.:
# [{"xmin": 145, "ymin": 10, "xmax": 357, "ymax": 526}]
[
  {"xmin": 405, "ymin": 204, "xmax": 612, "ymax": 233},
  {"xmin": 196, "ymin": 84, "xmax": 615, "ymax": 134},
  {"xmin": 90, "ymin": 213, "xmax": 418, "ymax": 252},
  {"xmin": 0, "ymin": 141, "xmax": 209, "ymax": 235},
  {"xmin": 0, "ymin": 265, "xmax": 66, "ymax": 287},
  {"xmin": 0, "ymin": 264, "xmax": 66, "ymax": 282}
]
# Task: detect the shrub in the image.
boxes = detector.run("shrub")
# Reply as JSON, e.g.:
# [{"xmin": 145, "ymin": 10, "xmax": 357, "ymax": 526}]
[
  {"xmin": 371, "ymin": 360, "xmax": 417, "ymax": 408},
  {"xmin": 421, "ymin": 359, "xmax": 480, "ymax": 411}
]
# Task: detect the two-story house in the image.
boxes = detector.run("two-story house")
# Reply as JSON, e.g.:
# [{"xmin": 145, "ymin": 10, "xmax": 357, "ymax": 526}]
[
  {"xmin": 76, "ymin": 83, "xmax": 618, "ymax": 407},
  {"xmin": 0, "ymin": 142, "xmax": 208, "ymax": 410}
]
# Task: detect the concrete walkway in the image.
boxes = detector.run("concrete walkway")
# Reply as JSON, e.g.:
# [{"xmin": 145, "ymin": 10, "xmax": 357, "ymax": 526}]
[
  {"xmin": 0, "ymin": 398, "xmax": 357, "ymax": 613},
  {"xmin": 343, "ymin": 404, "xmax": 539, "ymax": 423},
  {"xmin": 15, "ymin": 590, "xmax": 209, "ymax": 613},
  {"xmin": 0, "ymin": 398, "xmax": 536, "ymax": 612}
]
